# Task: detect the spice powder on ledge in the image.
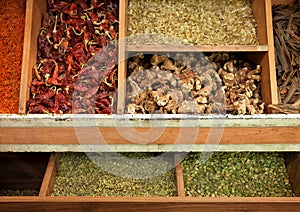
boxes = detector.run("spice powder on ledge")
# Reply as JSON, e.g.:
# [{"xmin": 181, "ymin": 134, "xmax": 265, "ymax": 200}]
[{"xmin": 0, "ymin": 0, "xmax": 26, "ymax": 114}]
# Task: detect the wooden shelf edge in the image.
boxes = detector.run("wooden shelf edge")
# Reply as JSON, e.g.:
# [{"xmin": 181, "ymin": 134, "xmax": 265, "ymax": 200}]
[
  {"xmin": 1, "ymin": 114, "xmax": 300, "ymax": 128},
  {"xmin": 1, "ymin": 127, "xmax": 300, "ymax": 145},
  {"xmin": 39, "ymin": 153, "xmax": 60, "ymax": 197},
  {"xmin": 18, "ymin": 0, "xmax": 34, "ymax": 114},
  {"xmin": 175, "ymin": 155, "xmax": 185, "ymax": 198},
  {"xmin": 0, "ymin": 196, "xmax": 300, "ymax": 212},
  {"xmin": 117, "ymin": 0, "xmax": 127, "ymax": 114},
  {"xmin": 126, "ymin": 45, "xmax": 269, "ymax": 52},
  {"xmin": 1, "ymin": 196, "xmax": 300, "ymax": 202},
  {"xmin": 286, "ymin": 153, "xmax": 300, "ymax": 196},
  {"xmin": 266, "ymin": 0, "xmax": 279, "ymax": 105},
  {"xmin": 1, "ymin": 144, "xmax": 300, "ymax": 153}
]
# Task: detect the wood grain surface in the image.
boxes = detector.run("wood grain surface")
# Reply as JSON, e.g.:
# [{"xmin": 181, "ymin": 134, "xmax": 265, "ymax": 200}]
[
  {"xmin": 1, "ymin": 127, "xmax": 299, "ymax": 144},
  {"xmin": 0, "ymin": 197, "xmax": 300, "ymax": 212}
]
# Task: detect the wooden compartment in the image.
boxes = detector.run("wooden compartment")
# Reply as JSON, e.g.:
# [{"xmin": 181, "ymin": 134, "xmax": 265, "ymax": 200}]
[
  {"xmin": 18, "ymin": 0, "xmax": 279, "ymax": 114},
  {"xmin": 123, "ymin": 51, "xmax": 273, "ymax": 115},
  {"xmin": 40, "ymin": 153, "xmax": 181, "ymax": 197},
  {"xmin": 0, "ymin": 0, "xmax": 294, "ymax": 148},
  {"xmin": 29, "ymin": 152, "xmax": 300, "ymax": 199},
  {"xmin": 0, "ymin": 0, "xmax": 26, "ymax": 114},
  {"xmin": 124, "ymin": 0, "xmax": 268, "ymax": 47},
  {"xmin": 19, "ymin": 0, "xmax": 47, "ymax": 114},
  {"xmin": 18, "ymin": 0, "xmax": 119, "ymax": 115},
  {"xmin": 0, "ymin": 152, "xmax": 299, "ymax": 211},
  {"xmin": 0, "ymin": 153, "xmax": 50, "ymax": 196},
  {"xmin": 269, "ymin": 0, "xmax": 300, "ymax": 113},
  {"xmin": 117, "ymin": 0, "xmax": 279, "ymax": 113}
]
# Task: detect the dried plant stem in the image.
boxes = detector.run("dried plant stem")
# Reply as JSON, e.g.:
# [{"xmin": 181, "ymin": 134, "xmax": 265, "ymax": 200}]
[{"xmin": 271, "ymin": 4, "xmax": 300, "ymax": 113}]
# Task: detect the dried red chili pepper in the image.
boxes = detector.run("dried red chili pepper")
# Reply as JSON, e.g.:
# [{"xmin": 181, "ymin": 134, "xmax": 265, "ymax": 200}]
[
  {"xmin": 78, "ymin": 0, "xmax": 89, "ymax": 10},
  {"xmin": 65, "ymin": 19, "xmax": 86, "ymax": 26},
  {"xmin": 29, "ymin": 105, "xmax": 50, "ymax": 114},
  {"xmin": 68, "ymin": 3, "xmax": 77, "ymax": 17},
  {"xmin": 106, "ymin": 11, "xmax": 116, "ymax": 23},
  {"xmin": 28, "ymin": 0, "xmax": 119, "ymax": 115},
  {"xmin": 33, "ymin": 65, "xmax": 42, "ymax": 81},
  {"xmin": 88, "ymin": 11, "xmax": 99, "ymax": 24},
  {"xmin": 44, "ymin": 59, "xmax": 62, "ymax": 86},
  {"xmin": 39, "ymin": 89, "xmax": 56, "ymax": 101},
  {"xmin": 109, "ymin": 26, "xmax": 117, "ymax": 40},
  {"xmin": 72, "ymin": 43, "xmax": 88, "ymax": 65},
  {"xmin": 52, "ymin": 1, "xmax": 70, "ymax": 11}
]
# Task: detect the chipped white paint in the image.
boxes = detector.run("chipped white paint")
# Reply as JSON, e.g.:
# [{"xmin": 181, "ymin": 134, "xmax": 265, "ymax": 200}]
[
  {"xmin": 0, "ymin": 114, "xmax": 299, "ymax": 152},
  {"xmin": 1, "ymin": 144, "xmax": 300, "ymax": 152},
  {"xmin": 0, "ymin": 114, "xmax": 300, "ymax": 128}
]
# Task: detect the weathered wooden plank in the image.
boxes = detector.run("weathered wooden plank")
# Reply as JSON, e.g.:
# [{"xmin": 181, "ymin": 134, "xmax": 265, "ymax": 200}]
[
  {"xmin": 39, "ymin": 154, "xmax": 61, "ymax": 197},
  {"xmin": 0, "ymin": 197, "xmax": 300, "ymax": 212},
  {"xmin": 126, "ymin": 45, "xmax": 269, "ymax": 52},
  {"xmin": 117, "ymin": 0, "xmax": 128, "ymax": 114},
  {"xmin": 1, "ymin": 114, "xmax": 300, "ymax": 128},
  {"xmin": 175, "ymin": 159, "xmax": 185, "ymax": 197},
  {"xmin": 0, "ymin": 127, "xmax": 300, "ymax": 145},
  {"xmin": 18, "ymin": 0, "xmax": 47, "ymax": 114},
  {"xmin": 1, "ymin": 144, "xmax": 300, "ymax": 152},
  {"xmin": 286, "ymin": 153, "xmax": 300, "ymax": 196},
  {"xmin": 272, "ymin": 0, "xmax": 298, "ymax": 5},
  {"xmin": 266, "ymin": 0, "xmax": 280, "ymax": 106}
]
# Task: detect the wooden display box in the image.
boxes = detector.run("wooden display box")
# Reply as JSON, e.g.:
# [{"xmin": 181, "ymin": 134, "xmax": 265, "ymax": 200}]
[
  {"xmin": 0, "ymin": 153, "xmax": 50, "ymax": 196},
  {"xmin": 0, "ymin": 0, "xmax": 299, "ymax": 211},
  {"xmin": 119, "ymin": 0, "xmax": 278, "ymax": 113},
  {"xmin": 0, "ymin": 152, "xmax": 299, "ymax": 211},
  {"xmin": 0, "ymin": 0, "xmax": 294, "ymax": 148},
  {"xmin": 18, "ymin": 0, "xmax": 277, "ymax": 114}
]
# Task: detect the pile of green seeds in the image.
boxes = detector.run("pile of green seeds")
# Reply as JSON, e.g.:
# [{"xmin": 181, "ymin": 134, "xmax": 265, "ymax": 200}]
[
  {"xmin": 182, "ymin": 152, "xmax": 294, "ymax": 197},
  {"xmin": 0, "ymin": 189, "xmax": 39, "ymax": 196},
  {"xmin": 52, "ymin": 153, "xmax": 176, "ymax": 196}
]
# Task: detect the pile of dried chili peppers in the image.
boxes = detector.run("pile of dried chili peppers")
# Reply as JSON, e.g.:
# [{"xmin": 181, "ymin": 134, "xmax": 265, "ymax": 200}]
[
  {"xmin": 27, "ymin": 0, "xmax": 118, "ymax": 114},
  {"xmin": 0, "ymin": 0, "xmax": 26, "ymax": 113}
]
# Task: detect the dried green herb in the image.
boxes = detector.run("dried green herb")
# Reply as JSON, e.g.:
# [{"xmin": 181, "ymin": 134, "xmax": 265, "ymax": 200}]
[
  {"xmin": 52, "ymin": 153, "xmax": 176, "ymax": 196},
  {"xmin": 0, "ymin": 189, "xmax": 39, "ymax": 196},
  {"xmin": 127, "ymin": 0, "xmax": 259, "ymax": 45},
  {"xmin": 182, "ymin": 152, "xmax": 295, "ymax": 197}
]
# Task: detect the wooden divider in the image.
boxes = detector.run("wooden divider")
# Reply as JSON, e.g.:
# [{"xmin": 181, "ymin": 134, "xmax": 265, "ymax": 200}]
[
  {"xmin": 120, "ymin": 0, "xmax": 278, "ymax": 115},
  {"xmin": 265, "ymin": 0, "xmax": 279, "ymax": 106},
  {"xmin": 1, "ymin": 197, "xmax": 300, "ymax": 212},
  {"xmin": 175, "ymin": 162, "xmax": 185, "ymax": 197},
  {"xmin": 17, "ymin": 0, "xmax": 282, "ymax": 115},
  {"xmin": 40, "ymin": 153, "xmax": 184, "ymax": 197},
  {"xmin": 38, "ymin": 152, "xmax": 300, "ymax": 198},
  {"xmin": 286, "ymin": 153, "xmax": 300, "ymax": 196},
  {"xmin": 117, "ymin": 0, "xmax": 128, "ymax": 114},
  {"xmin": 39, "ymin": 153, "xmax": 61, "ymax": 197},
  {"xmin": 18, "ymin": 0, "xmax": 47, "ymax": 114},
  {"xmin": 2, "ymin": 127, "xmax": 300, "ymax": 145},
  {"xmin": 272, "ymin": 0, "xmax": 298, "ymax": 4},
  {"xmin": 1, "ymin": 152, "xmax": 300, "ymax": 211}
]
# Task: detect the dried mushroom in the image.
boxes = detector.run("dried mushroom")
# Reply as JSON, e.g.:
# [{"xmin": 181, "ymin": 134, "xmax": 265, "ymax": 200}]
[
  {"xmin": 126, "ymin": 54, "xmax": 224, "ymax": 114},
  {"xmin": 127, "ymin": 0, "xmax": 259, "ymax": 45},
  {"xmin": 208, "ymin": 53, "xmax": 265, "ymax": 115},
  {"xmin": 126, "ymin": 53, "xmax": 265, "ymax": 115}
]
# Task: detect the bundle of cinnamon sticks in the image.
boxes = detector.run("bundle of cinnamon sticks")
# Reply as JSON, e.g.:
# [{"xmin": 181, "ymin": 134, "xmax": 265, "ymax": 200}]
[{"xmin": 269, "ymin": 4, "xmax": 300, "ymax": 114}]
